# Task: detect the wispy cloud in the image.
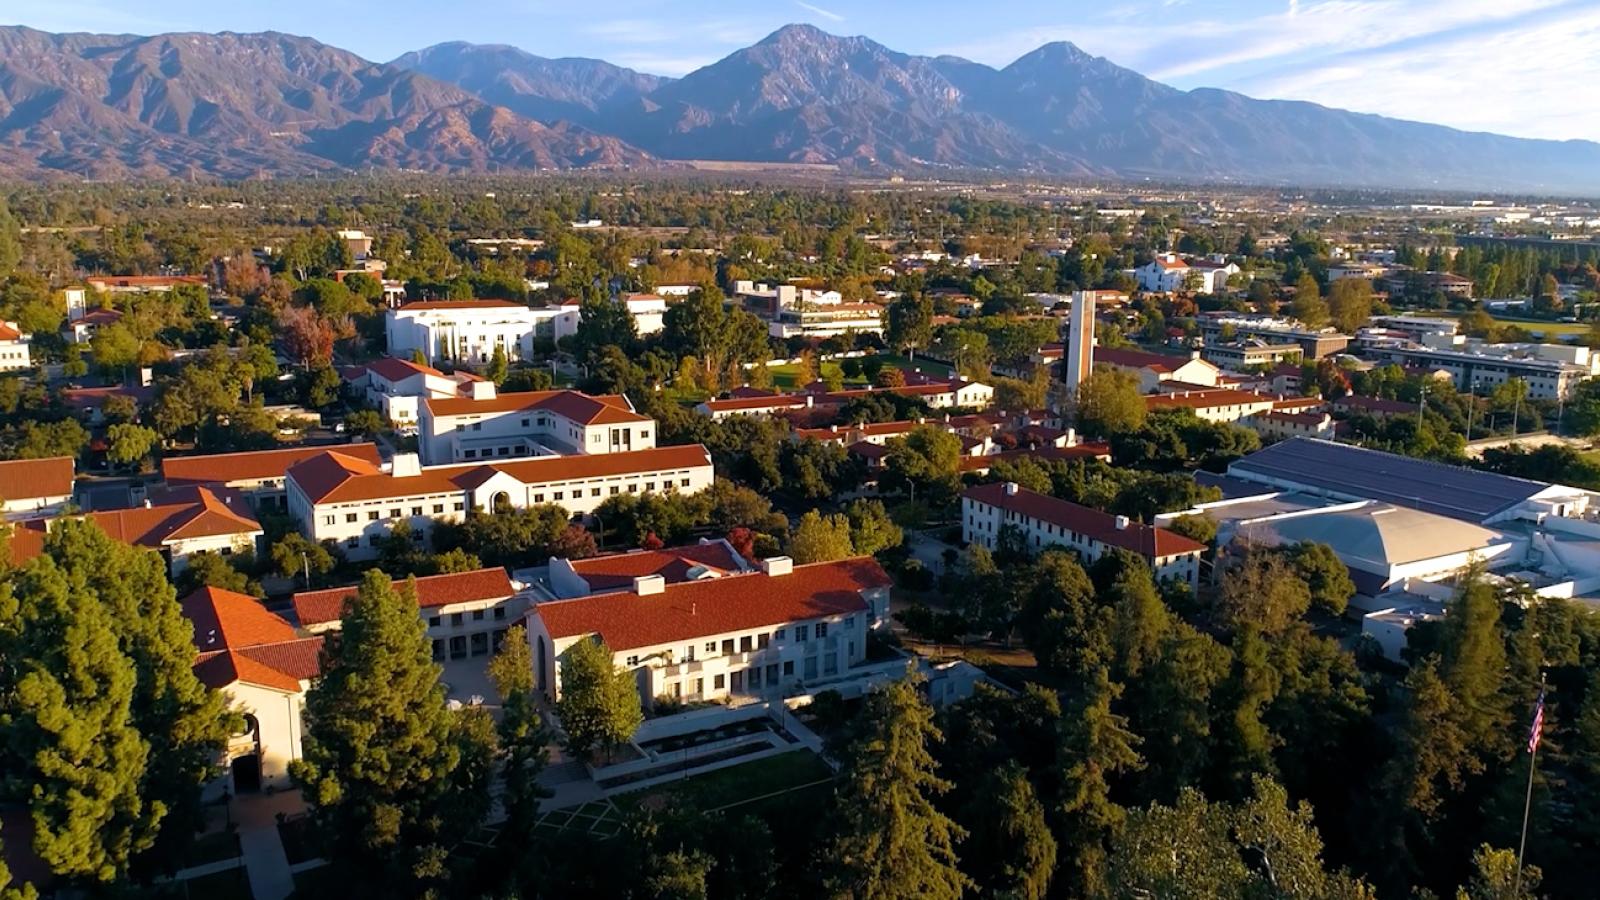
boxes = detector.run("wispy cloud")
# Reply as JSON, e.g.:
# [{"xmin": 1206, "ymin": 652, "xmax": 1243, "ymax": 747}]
[{"xmin": 795, "ymin": 1, "xmax": 845, "ymax": 22}]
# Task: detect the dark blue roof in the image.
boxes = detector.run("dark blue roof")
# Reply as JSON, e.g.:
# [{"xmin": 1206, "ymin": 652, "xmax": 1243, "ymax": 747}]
[{"xmin": 1227, "ymin": 437, "xmax": 1548, "ymax": 523}]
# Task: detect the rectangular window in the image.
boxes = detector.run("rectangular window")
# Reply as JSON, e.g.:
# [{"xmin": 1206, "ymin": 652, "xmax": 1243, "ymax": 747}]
[
  {"xmin": 815, "ymin": 622, "xmax": 828, "ymax": 639},
  {"xmin": 740, "ymin": 636, "xmax": 753, "ymax": 653},
  {"xmin": 367, "ymin": 511, "xmax": 379, "ymax": 521},
  {"xmin": 554, "ymin": 492, "xmax": 564, "ymax": 501},
  {"xmin": 472, "ymin": 610, "xmax": 485, "ymax": 621},
  {"xmin": 721, "ymin": 639, "xmax": 735, "ymax": 655},
  {"xmin": 749, "ymin": 667, "xmax": 761, "ymax": 688},
  {"xmin": 774, "ymin": 628, "xmax": 786, "ymax": 640},
  {"xmin": 429, "ymin": 616, "xmax": 441, "ymax": 627},
  {"xmin": 454, "ymin": 502, "xmax": 465, "ymax": 511},
  {"xmin": 767, "ymin": 663, "xmax": 780, "ymax": 682},
  {"xmin": 713, "ymin": 674, "xmax": 725, "ymax": 690},
  {"xmin": 625, "ymin": 655, "xmax": 639, "ymax": 666},
  {"xmin": 451, "ymin": 613, "xmax": 464, "ymax": 626},
  {"xmin": 433, "ymin": 504, "xmax": 444, "ymax": 514},
  {"xmin": 795, "ymin": 625, "xmax": 809, "ymax": 642},
  {"xmin": 782, "ymin": 661, "xmax": 794, "ymax": 676},
  {"xmin": 389, "ymin": 508, "xmax": 401, "ymax": 518},
  {"xmin": 757, "ymin": 633, "xmax": 770, "ymax": 650},
  {"xmin": 680, "ymin": 478, "xmax": 690, "ymax": 487},
  {"xmin": 534, "ymin": 494, "xmax": 544, "ymax": 503},
  {"xmin": 609, "ymin": 486, "xmax": 619, "ymax": 495},
  {"xmin": 411, "ymin": 506, "xmax": 422, "ymax": 516},
  {"xmin": 323, "ymin": 515, "xmax": 336, "ymax": 525},
  {"xmin": 627, "ymin": 484, "xmax": 638, "ymax": 493},
  {"xmin": 705, "ymin": 642, "xmax": 717, "ymax": 653},
  {"xmin": 345, "ymin": 537, "xmax": 359, "ymax": 548},
  {"xmin": 591, "ymin": 488, "xmax": 601, "ymax": 498}
]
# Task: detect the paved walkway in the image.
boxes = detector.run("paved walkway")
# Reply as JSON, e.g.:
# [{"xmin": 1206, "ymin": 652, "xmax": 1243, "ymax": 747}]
[{"xmin": 233, "ymin": 790, "xmax": 306, "ymax": 900}]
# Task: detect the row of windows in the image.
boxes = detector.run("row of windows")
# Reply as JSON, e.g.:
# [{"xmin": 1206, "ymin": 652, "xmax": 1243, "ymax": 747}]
[
  {"xmin": 427, "ymin": 606, "xmax": 509, "ymax": 628},
  {"xmin": 622, "ymin": 616, "xmax": 856, "ymax": 667},
  {"xmin": 326, "ymin": 501, "xmax": 464, "ymax": 526}
]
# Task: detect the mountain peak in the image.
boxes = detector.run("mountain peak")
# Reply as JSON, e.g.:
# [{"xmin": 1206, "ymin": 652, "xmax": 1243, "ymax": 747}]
[{"xmin": 759, "ymin": 23, "xmax": 836, "ymax": 46}]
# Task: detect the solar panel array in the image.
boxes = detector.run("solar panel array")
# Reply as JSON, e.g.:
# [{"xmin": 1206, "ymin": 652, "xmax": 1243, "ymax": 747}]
[{"xmin": 1229, "ymin": 438, "xmax": 1546, "ymax": 523}]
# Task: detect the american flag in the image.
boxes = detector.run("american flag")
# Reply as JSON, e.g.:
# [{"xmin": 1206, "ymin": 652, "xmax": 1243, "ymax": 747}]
[{"xmin": 1528, "ymin": 688, "xmax": 1546, "ymax": 754}]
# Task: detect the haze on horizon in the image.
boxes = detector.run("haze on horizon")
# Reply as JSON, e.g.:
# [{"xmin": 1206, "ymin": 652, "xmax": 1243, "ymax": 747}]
[{"xmin": 4, "ymin": 0, "xmax": 1597, "ymax": 145}]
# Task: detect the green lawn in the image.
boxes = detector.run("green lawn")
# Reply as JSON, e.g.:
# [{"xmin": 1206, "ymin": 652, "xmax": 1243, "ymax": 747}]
[
  {"xmin": 874, "ymin": 353, "xmax": 955, "ymax": 378},
  {"xmin": 1417, "ymin": 311, "xmax": 1592, "ymax": 337},
  {"xmin": 612, "ymin": 749, "xmax": 834, "ymax": 815},
  {"xmin": 767, "ymin": 361, "xmax": 853, "ymax": 390}
]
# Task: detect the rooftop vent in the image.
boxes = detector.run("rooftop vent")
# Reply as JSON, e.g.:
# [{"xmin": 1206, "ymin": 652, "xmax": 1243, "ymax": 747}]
[
  {"xmin": 1004, "ymin": 482, "xmax": 1020, "ymax": 496},
  {"xmin": 391, "ymin": 453, "xmax": 421, "ymax": 478},
  {"xmin": 761, "ymin": 556, "xmax": 793, "ymax": 577},
  {"xmin": 633, "ymin": 574, "xmax": 665, "ymax": 596},
  {"xmin": 1114, "ymin": 515, "xmax": 1130, "ymax": 530}
]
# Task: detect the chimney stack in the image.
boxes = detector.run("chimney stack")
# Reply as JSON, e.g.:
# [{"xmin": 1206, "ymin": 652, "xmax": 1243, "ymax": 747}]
[
  {"xmin": 1004, "ymin": 481, "xmax": 1020, "ymax": 496},
  {"xmin": 1114, "ymin": 515, "xmax": 1130, "ymax": 530},
  {"xmin": 760, "ymin": 556, "xmax": 794, "ymax": 577},
  {"xmin": 633, "ymin": 574, "xmax": 665, "ymax": 596}
]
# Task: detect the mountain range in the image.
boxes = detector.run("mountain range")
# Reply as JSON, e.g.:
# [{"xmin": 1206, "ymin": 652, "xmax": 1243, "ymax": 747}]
[{"xmin": 2, "ymin": 22, "xmax": 1597, "ymax": 193}]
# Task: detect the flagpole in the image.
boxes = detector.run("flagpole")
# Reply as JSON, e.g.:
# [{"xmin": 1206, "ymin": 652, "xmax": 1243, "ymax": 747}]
[{"xmin": 1514, "ymin": 672, "xmax": 1546, "ymax": 897}]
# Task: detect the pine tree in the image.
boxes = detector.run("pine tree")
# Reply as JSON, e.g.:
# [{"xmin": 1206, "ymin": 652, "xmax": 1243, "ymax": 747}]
[
  {"xmin": 487, "ymin": 345, "xmax": 508, "ymax": 385},
  {"xmin": 962, "ymin": 762, "xmax": 1055, "ymax": 900},
  {"xmin": 1438, "ymin": 574, "xmax": 1510, "ymax": 760},
  {"xmin": 42, "ymin": 521, "xmax": 235, "ymax": 873},
  {"xmin": 291, "ymin": 571, "xmax": 490, "ymax": 890},
  {"xmin": 487, "ymin": 625, "xmax": 549, "ymax": 836},
  {"xmin": 1056, "ymin": 667, "xmax": 1142, "ymax": 897},
  {"xmin": 1211, "ymin": 627, "xmax": 1281, "ymax": 799},
  {"xmin": 1127, "ymin": 622, "xmax": 1230, "ymax": 803},
  {"xmin": 555, "ymin": 636, "xmax": 643, "ymax": 763},
  {"xmin": 825, "ymin": 672, "xmax": 970, "ymax": 900},
  {"xmin": 0, "ymin": 557, "xmax": 154, "ymax": 884}
]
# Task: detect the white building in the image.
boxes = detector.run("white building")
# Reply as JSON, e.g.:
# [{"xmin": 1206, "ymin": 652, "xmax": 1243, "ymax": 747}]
[
  {"xmin": 12, "ymin": 486, "xmax": 264, "ymax": 576},
  {"xmin": 293, "ymin": 567, "xmax": 525, "ymax": 662},
  {"xmin": 1135, "ymin": 254, "xmax": 1240, "ymax": 294},
  {"xmin": 0, "ymin": 457, "xmax": 74, "ymax": 519},
  {"xmin": 961, "ymin": 481, "xmax": 1205, "ymax": 588},
  {"xmin": 344, "ymin": 357, "xmax": 490, "ymax": 429},
  {"xmin": 285, "ymin": 445, "xmax": 714, "ymax": 560},
  {"xmin": 619, "ymin": 293, "xmax": 669, "ymax": 336},
  {"xmin": 185, "ymin": 587, "xmax": 322, "ymax": 793},
  {"xmin": 418, "ymin": 388, "xmax": 656, "ymax": 466},
  {"xmin": 1093, "ymin": 347, "xmax": 1221, "ymax": 393},
  {"xmin": 386, "ymin": 300, "xmax": 552, "ymax": 364},
  {"xmin": 694, "ymin": 379, "xmax": 994, "ymax": 420},
  {"xmin": 528, "ymin": 556, "xmax": 892, "ymax": 709},
  {"xmin": 0, "ymin": 321, "xmax": 30, "ymax": 371}
]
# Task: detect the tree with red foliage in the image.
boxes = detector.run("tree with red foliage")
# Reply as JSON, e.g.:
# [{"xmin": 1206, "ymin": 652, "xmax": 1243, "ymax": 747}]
[
  {"xmin": 726, "ymin": 526, "xmax": 755, "ymax": 560},
  {"xmin": 641, "ymin": 532, "xmax": 665, "ymax": 551},
  {"xmin": 279, "ymin": 306, "xmax": 335, "ymax": 368}
]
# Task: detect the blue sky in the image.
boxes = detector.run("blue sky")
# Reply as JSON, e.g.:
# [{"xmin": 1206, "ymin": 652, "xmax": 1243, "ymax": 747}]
[{"xmin": 6, "ymin": 0, "xmax": 1598, "ymax": 142}]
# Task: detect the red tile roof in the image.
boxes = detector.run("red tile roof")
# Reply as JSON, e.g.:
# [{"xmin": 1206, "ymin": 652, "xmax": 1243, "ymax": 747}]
[
  {"xmin": 68, "ymin": 308, "xmax": 123, "ymax": 328},
  {"xmin": 163, "ymin": 443, "xmax": 382, "ymax": 488},
  {"xmin": 423, "ymin": 389, "xmax": 648, "ymax": 425},
  {"xmin": 291, "ymin": 567, "xmax": 516, "ymax": 627},
  {"xmin": 963, "ymin": 482, "xmax": 1205, "ymax": 558},
  {"xmin": 364, "ymin": 356, "xmax": 446, "ymax": 381},
  {"xmin": 288, "ymin": 445, "xmax": 712, "ymax": 505},
  {"xmin": 1095, "ymin": 347, "xmax": 1196, "ymax": 374},
  {"xmin": 0, "ymin": 456, "xmax": 74, "ymax": 502},
  {"xmin": 182, "ymin": 586, "xmax": 299, "ymax": 650},
  {"xmin": 182, "ymin": 586, "xmax": 323, "ymax": 693},
  {"xmin": 28, "ymin": 487, "xmax": 263, "ymax": 552},
  {"xmin": 396, "ymin": 299, "xmax": 526, "ymax": 311},
  {"xmin": 567, "ymin": 543, "xmax": 743, "ymax": 592},
  {"xmin": 86, "ymin": 275, "xmax": 206, "ymax": 289},
  {"xmin": 536, "ymin": 557, "xmax": 889, "ymax": 652},
  {"xmin": 0, "ymin": 322, "xmax": 22, "ymax": 341},
  {"xmin": 1146, "ymin": 389, "xmax": 1276, "ymax": 411}
]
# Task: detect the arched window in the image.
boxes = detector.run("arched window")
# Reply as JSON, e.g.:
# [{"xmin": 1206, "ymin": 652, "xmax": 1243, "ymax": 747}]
[{"xmin": 492, "ymin": 491, "xmax": 511, "ymax": 511}]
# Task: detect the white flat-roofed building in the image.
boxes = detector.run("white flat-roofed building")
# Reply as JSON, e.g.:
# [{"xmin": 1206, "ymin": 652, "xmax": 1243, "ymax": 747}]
[
  {"xmin": 962, "ymin": 481, "xmax": 1205, "ymax": 588},
  {"xmin": 343, "ymin": 356, "xmax": 489, "ymax": 426},
  {"xmin": 386, "ymin": 299, "xmax": 553, "ymax": 365},
  {"xmin": 285, "ymin": 445, "xmax": 714, "ymax": 561},
  {"xmin": 619, "ymin": 293, "xmax": 669, "ymax": 336},
  {"xmin": 1372, "ymin": 339, "xmax": 1597, "ymax": 400},
  {"xmin": 694, "ymin": 379, "xmax": 994, "ymax": 419},
  {"xmin": 417, "ymin": 388, "xmax": 655, "ymax": 466},
  {"xmin": 527, "ymin": 556, "xmax": 891, "ymax": 709}
]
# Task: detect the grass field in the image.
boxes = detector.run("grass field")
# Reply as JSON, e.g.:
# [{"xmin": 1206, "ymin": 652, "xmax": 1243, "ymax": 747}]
[
  {"xmin": 1417, "ymin": 311, "xmax": 1593, "ymax": 337},
  {"xmin": 612, "ymin": 749, "xmax": 834, "ymax": 815}
]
